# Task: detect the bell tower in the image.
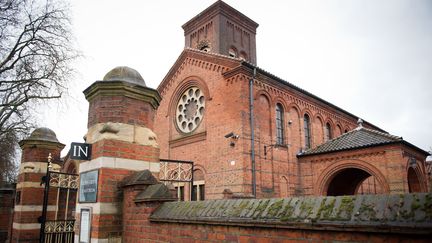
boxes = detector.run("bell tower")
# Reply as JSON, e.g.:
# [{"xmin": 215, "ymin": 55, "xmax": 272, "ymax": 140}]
[{"xmin": 182, "ymin": 0, "xmax": 259, "ymax": 64}]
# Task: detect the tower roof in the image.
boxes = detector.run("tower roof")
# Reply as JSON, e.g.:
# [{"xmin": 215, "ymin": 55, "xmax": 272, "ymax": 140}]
[
  {"xmin": 182, "ymin": 0, "xmax": 258, "ymax": 34},
  {"xmin": 103, "ymin": 66, "xmax": 146, "ymax": 87},
  {"xmin": 27, "ymin": 127, "xmax": 60, "ymax": 143}
]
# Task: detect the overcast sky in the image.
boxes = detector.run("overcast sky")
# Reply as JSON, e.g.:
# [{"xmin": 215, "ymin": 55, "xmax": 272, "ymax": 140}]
[{"xmin": 38, "ymin": 0, "xmax": 432, "ymax": 156}]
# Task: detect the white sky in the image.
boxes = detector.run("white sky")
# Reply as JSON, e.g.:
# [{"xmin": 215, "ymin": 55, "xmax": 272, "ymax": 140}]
[{"xmin": 38, "ymin": 0, "xmax": 432, "ymax": 156}]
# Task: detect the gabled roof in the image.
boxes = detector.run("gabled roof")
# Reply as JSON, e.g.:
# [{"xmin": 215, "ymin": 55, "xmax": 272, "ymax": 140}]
[
  {"xmin": 298, "ymin": 124, "xmax": 429, "ymax": 157},
  {"xmin": 157, "ymin": 48, "xmax": 243, "ymax": 93},
  {"xmin": 158, "ymin": 48, "xmax": 384, "ymax": 131}
]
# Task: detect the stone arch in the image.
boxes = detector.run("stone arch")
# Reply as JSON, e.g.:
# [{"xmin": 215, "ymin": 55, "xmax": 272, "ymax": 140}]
[
  {"xmin": 315, "ymin": 159, "xmax": 390, "ymax": 196},
  {"xmin": 406, "ymin": 159, "xmax": 427, "ymax": 192}
]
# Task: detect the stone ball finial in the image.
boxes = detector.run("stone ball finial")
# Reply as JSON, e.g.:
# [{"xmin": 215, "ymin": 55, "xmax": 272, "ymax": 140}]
[
  {"xmin": 103, "ymin": 66, "xmax": 146, "ymax": 87},
  {"xmin": 28, "ymin": 127, "xmax": 60, "ymax": 143},
  {"xmin": 357, "ymin": 118, "xmax": 363, "ymax": 128}
]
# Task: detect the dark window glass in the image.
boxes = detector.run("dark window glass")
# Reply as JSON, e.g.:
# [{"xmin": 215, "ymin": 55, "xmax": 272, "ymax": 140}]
[
  {"xmin": 191, "ymin": 185, "xmax": 197, "ymax": 201},
  {"xmin": 304, "ymin": 114, "xmax": 311, "ymax": 149},
  {"xmin": 199, "ymin": 185, "xmax": 205, "ymax": 201},
  {"xmin": 325, "ymin": 123, "xmax": 332, "ymax": 141},
  {"xmin": 276, "ymin": 104, "xmax": 284, "ymax": 145},
  {"xmin": 175, "ymin": 186, "xmax": 184, "ymax": 201}
]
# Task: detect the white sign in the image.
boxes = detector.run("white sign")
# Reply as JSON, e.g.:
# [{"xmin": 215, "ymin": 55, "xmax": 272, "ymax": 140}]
[{"xmin": 80, "ymin": 208, "xmax": 91, "ymax": 243}]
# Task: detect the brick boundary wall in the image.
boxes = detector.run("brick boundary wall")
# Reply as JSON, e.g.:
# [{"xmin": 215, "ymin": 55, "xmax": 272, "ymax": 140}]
[{"xmin": 123, "ymin": 186, "xmax": 432, "ymax": 242}]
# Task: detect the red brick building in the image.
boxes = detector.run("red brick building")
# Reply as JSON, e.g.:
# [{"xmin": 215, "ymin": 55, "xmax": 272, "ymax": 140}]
[{"xmin": 153, "ymin": 0, "xmax": 429, "ymax": 200}]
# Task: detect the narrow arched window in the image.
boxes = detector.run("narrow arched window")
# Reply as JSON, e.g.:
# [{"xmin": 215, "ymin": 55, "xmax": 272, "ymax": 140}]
[
  {"xmin": 304, "ymin": 114, "xmax": 311, "ymax": 149},
  {"xmin": 276, "ymin": 104, "xmax": 284, "ymax": 145},
  {"xmin": 325, "ymin": 123, "xmax": 332, "ymax": 141}
]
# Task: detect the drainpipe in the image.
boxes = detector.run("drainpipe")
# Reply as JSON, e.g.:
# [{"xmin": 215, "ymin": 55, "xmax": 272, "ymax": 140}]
[{"xmin": 250, "ymin": 67, "xmax": 257, "ymax": 198}]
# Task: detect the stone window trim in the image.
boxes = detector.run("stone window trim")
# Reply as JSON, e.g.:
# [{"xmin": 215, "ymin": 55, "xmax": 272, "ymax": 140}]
[
  {"xmin": 176, "ymin": 86, "xmax": 205, "ymax": 133},
  {"xmin": 168, "ymin": 78, "xmax": 210, "ymax": 133}
]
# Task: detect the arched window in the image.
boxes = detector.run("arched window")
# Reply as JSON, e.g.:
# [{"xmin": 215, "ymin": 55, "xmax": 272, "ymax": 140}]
[
  {"xmin": 304, "ymin": 114, "xmax": 311, "ymax": 149},
  {"xmin": 192, "ymin": 169, "xmax": 205, "ymax": 201},
  {"xmin": 325, "ymin": 123, "xmax": 332, "ymax": 141},
  {"xmin": 276, "ymin": 103, "xmax": 284, "ymax": 145}
]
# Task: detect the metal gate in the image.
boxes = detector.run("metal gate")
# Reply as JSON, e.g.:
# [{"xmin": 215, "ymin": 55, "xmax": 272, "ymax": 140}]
[
  {"xmin": 159, "ymin": 159, "xmax": 194, "ymax": 200},
  {"xmin": 40, "ymin": 154, "xmax": 79, "ymax": 243}
]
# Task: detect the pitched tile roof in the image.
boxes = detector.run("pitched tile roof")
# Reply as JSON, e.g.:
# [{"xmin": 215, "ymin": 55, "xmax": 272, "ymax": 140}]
[{"xmin": 298, "ymin": 125, "xmax": 403, "ymax": 157}]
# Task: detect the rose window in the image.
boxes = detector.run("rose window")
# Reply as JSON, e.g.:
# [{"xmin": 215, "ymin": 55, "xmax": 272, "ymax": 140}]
[{"xmin": 176, "ymin": 87, "xmax": 205, "ymax": 133}]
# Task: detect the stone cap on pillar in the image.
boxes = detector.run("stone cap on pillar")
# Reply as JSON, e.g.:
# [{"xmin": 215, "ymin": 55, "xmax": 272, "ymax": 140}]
[
  {"xmin": 19, "ymin": 127, "xmax": 65, "ymax": 149},
  {"xmin": 122, "ymin": 170, "xmax": 159, "ymax": 187},
  {"xmin": 103, "ymin": 66, "xmax": 147, "ymax": 87},
  {"xmin": 134, "ymin": 183, "xmax": 176, "ymax": 202},
  {"xmin": 83, "ymin": 66, "xmax": 161, "ymax": 109}
]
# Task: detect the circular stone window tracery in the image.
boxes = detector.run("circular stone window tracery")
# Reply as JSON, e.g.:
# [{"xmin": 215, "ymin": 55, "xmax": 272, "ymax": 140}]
[{"xmin": 176, "ymin": 86, "xmax": 205, "ymax": 133}]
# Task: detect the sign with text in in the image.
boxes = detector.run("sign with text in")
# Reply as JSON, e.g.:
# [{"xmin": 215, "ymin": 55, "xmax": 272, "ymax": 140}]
[
  {"xmin": 79, "ymin": 170, "xmax": 98, "ymax": 203},
  {"xmin": 70, "ymin": 142, "xmax": 92, "ymax": 160}
]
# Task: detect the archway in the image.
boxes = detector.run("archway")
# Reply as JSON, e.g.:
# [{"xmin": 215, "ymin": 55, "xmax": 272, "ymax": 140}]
[
  {"xmin": 327, "ymin": 168, "xmax": 371, "ymax": 196},
  {"xmin": 408, "ymin": 167, "xmax": 422, "ymax": 192},
  {"xmin": 316, "ymin": 160, "xmax": 390, "ymax": 196}
]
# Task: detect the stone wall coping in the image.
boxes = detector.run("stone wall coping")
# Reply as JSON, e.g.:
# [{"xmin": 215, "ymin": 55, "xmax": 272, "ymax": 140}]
[{"xmin": 150, "ymin": 193, "xmax": 432, "ymax": 234}]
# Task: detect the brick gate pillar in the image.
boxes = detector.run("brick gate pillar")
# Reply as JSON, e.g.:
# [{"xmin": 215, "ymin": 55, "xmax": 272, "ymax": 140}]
[
  {"xmin": 77, "ymin": 66, "xmax": 161, "ymax": 242},
  {"xmin": 11, "ymin": 128, "xmax": 65, "ymax": 242}
]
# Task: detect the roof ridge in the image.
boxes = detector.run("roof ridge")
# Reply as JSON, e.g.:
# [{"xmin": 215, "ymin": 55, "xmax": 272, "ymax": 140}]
[
  {"xmin": 299, "ymin": 126, "xmax": 405, "ymax": 157},
  {"xmin": 360, "ymin": 127, "xmax": 402, "ymax": 141},
  {"xmin": 303, "ymin": 128, "xmax": 357, "ymax": 154}
]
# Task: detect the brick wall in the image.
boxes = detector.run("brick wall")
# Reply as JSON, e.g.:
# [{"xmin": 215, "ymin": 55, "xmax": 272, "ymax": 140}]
[
  {"xmin": 155, "ymin": 49, "xmax": 388, "ymax": 199},
  {"xmin": 122, "ymin": 191, "xmax": 432, "ymax": 242}
]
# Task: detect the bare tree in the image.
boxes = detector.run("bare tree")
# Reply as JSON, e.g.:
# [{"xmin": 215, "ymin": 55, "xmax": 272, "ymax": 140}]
[
  {"xmin": 0, "ymin": 0, "xmax": 78, "ymax": 181},
  {"xmin": 0, "ymin": 130, "xmax": 19, "ymax": 182}
]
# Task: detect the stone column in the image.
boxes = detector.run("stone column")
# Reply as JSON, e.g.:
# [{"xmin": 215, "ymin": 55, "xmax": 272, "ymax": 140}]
[
  {"xmin": 76, "ymin": 67, "xmax": 161, "ymax": 242},
  {"xmin": 12, "ymin": 128, "xmax": 64, "ymax": 242}
]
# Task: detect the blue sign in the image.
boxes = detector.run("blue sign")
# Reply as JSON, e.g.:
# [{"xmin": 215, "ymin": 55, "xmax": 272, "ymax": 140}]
[{"xmin": 79, "ymin": 170, "xmax": 98, "ymax": 203}]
